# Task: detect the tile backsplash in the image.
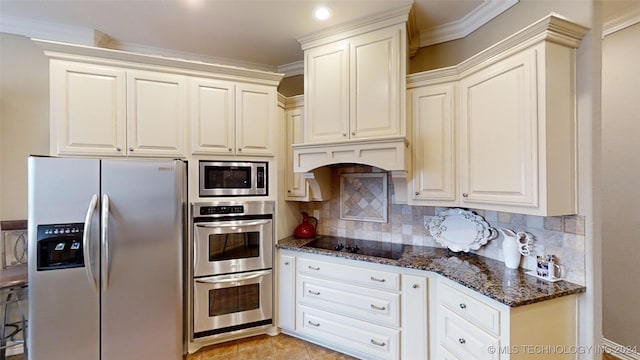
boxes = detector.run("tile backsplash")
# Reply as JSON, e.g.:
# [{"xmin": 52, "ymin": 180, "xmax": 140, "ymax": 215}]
[{"xmin": 298, "ymin": 166, "xmax": 586, "ymax": 285}]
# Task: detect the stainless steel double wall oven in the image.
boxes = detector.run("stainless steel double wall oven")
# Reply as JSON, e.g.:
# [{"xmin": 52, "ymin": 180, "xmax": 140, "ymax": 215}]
[{"xmin": 189, "ymin": 201, "xmax": 274, "ymax": 342}]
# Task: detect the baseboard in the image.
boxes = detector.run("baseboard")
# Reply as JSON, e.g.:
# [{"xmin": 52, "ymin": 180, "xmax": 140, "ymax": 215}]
[{"xmin": 602, "ymin": 338, "xmax": 640, "ymax": 360}]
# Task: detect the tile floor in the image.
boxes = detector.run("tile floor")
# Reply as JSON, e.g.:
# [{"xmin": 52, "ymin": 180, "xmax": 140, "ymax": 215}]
[{"xmin": 185, "ymin": 333, "xmax": 358, "ymax": 360}]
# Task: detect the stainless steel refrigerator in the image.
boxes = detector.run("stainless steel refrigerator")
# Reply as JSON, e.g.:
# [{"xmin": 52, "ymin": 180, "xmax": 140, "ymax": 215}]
[{"xmin": 27, "ymin": 156, "xmax": 185, "ymax": 360}]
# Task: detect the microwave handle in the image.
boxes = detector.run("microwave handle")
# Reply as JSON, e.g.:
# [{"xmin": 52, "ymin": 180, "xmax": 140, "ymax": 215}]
[
  {"xmin": 195, "ymin": 270, "xmax": 272, "ymax": 284},
  {"xmin": 195, "ymin": 220, "xmax": 270, "ymax": 228}
]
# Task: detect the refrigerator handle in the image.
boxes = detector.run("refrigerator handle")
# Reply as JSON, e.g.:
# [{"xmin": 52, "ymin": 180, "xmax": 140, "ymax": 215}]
[
  {"xmin": 101, "ymin": 193, "xmax": 111, "ymax": 291},
  {"xmin": 83, "ymin": 194, "xmax": 99, "ymax": 292}
]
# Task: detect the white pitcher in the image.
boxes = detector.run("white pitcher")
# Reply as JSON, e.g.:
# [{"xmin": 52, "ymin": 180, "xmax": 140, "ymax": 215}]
[{"xmin": 499, "ymin": 228, "xmax": 532, "ymax": 269}]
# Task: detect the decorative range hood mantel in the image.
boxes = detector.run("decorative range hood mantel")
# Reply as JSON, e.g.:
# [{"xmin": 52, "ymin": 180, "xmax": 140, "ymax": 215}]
[{"xmin": 292, "ymin": 136, "xmax": 410, "ymax": 203}]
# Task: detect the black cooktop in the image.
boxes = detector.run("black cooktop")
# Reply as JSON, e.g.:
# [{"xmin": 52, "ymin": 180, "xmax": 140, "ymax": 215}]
[{"xmin": 302, "ymin": 236, "xmax": 406, "ymax": 260}]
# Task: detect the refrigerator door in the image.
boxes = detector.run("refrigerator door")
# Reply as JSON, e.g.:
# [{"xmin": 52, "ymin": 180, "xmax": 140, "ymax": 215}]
[
  {"xmin": 100, "ymin": 159, "xmax": 185, "ymax": 359},
  {"xmin": 27, "ymin": 157, "xmax": 101, "ymax": 360}
]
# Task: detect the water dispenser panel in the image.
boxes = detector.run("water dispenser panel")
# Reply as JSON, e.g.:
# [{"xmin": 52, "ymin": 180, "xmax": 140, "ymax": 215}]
[{"xmin": 37, "ymin": 223, "xmax": 85, "ymax": 271}]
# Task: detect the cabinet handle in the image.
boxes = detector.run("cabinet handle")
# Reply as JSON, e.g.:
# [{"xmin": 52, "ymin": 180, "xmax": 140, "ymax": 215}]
[
  {"xmin": 284, "ymin": 262, "xmax": 290, "ymax": 266},
  {"xmin": 458, "ymin": 338, "xmax": 466, "ymax": 345},
  {"xmin": 462, "ymin": 193, "xmax": 469, "ymax": 198},
  {"xmin": 370, "ymin": 339, "xmax": 386, "ymax": 347},
  {"xmin": 412, "ymin": 284, "xmax": 419, "ymax": 289},
  {"xmin": 128, "ymin": 147, "xmax": 134, "ymax": 152},
  {"xmin": 308, "ymin": 265, "xmax": 320, "ymax": 271},
  {"xmin": 459, "ymin": 303, "xmax": 467, "ymax": 309},
  {"xmin": 308, "ymin": 290, "xmax": 321, "ymax": 296},
  {"xmin": 115, "ymin": 147, "xmax": 121, "ymax": 152},
  {"xmin": 370, "ymin": 276, "xmax": 386, "ymax": 283},
  {"xmin": 370, "ymin": 304, "xmax": 386, "ymax": 311},
  {"xmin": 308, "ymin": 320, "xmax": 320, "ymax": 327}
]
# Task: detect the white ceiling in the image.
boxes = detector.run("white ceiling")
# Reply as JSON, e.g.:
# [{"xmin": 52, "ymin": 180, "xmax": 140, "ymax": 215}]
[{"xmin": 0, "ymin": 0, "xmax": 518, "ymax": 73}]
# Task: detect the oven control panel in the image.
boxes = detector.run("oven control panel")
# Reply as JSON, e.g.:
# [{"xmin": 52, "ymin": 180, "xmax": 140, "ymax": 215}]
[{"xmin": 199, "ymin": 205, "xmax": 244, "ymax": 216}]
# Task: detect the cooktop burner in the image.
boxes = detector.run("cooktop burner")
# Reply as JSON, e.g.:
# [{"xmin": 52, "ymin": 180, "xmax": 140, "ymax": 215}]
[{"xmin": 303, "ymin": 236, "xmax": 406, "ymax": 260}]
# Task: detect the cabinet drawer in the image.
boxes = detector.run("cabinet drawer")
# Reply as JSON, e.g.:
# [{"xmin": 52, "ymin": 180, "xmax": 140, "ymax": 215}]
[
  {"xmin": 439, "ymin": 307, "xmax": 499, "ymax": 360},
  {"xmin": 297, "ymin": 275, "xmax": 400, "ymax": 327},
  {"xmin": 297, "ymin": 258, "xmax": 400, "ymax": 291},
  {"xmin": 438, "ymin": 281, "xmax": 500, "ymax": 336},
  {"xmin": 297, "ymin": 306, "xmax": 400, "ymax": 360}
]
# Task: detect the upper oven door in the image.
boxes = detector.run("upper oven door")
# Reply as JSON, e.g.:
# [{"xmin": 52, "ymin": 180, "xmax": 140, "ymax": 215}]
[{"xmin": 194, "ymin": 218, "xmax": 273, "ymax": 277}]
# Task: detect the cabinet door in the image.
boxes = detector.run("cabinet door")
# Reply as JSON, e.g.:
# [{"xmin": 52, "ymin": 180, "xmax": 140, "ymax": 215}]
[
  {"xmin": 50, "ymin": 60, "xmax": 126, "ymax": 156},
  {"xmin": 127, "ymin": 70, "xmax": 187, "ymax": 157},
  {"xmin": 410, "ymin": 84, "xmax": 457, "ymax": 206},
  {"xmin": 278, "ymin": 254, "xmax": 296, "ymax": 331},
  {"xmin": 235, "ymin": 83, "xmax": 276, "ymax": 156},
  {"xmin": 401, "ymin": 275, "xmax": 429, "ymax": 360},
  {"xmin": 459, "ymin": 50, "xmax": 537, "ymax": 208},
  {"xmin": 285, "ymin": 107, "xmax": 308, "ymax": 199},
  {"xmin": 304, "ymin": 41, "xmax": 350, "ymax": 143},
  {"xmin": 189, "ymin": 78, "xmax": 235, "ymax": 154},
  {"xmin": 350, "ymin": 25, "xmax": 403, "ymax": 140}
]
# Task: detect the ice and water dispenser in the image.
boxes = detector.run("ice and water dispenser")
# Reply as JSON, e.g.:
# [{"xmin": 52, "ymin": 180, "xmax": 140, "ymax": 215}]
[{"xmin": 36, "ymin": 223, "xmax": 85, "ymax": 270}]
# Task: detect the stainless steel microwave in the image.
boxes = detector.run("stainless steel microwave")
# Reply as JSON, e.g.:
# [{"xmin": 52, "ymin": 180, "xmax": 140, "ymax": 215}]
[{"xmin": 199, "ymin": 161, "xmax": 267, "ymax": 197}]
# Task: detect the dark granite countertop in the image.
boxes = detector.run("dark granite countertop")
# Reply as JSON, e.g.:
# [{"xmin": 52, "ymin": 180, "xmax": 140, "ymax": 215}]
[{"xmin": 277, "ymin": 235, "xmax": 586, "ymax": 307}]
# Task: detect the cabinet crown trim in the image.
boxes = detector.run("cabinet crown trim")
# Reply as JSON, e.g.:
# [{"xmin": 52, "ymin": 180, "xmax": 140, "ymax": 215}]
[
  {"xmin": 407, "ymin": 13, "xmax": 589, "ymax": 86},
  {"xmin": 33, "ymin": 38, "xmax": 284, "ymax": 86}
]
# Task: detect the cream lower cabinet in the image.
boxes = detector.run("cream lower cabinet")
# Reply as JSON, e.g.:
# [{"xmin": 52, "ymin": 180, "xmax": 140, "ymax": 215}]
[
  {"xmin": 277, "ymin": 254, "xmax": 296, "ymax": 331},
  {"xmin": 436, "ymin": 277, "xmax": 577, "ymax": 360},
  {"xmin": 190, "ymin": 78, "xmax": 276, "ymax": 156},
  {"xmin": 50, "ymin": 60, "xmax": 187, "ymax": 157}
]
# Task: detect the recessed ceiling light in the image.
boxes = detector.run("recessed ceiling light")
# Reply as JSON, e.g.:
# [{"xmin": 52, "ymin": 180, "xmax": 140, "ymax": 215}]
[{"xmin": 314, "ymin": 6, "xmax": 332, "ymax": 21}]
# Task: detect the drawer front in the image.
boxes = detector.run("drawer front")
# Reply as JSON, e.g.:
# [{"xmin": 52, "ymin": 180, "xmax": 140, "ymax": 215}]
[
  {"xmin": 297, "ymin": 275, "xmax": 400, "ymax": 327},
  {"xmin": 439, "ymin": 345, "xmax": 463, "ymax": 360},
  {"xmin": 297, "ymin": 306, "xmax": 400, "ymax": 360},
  {"xmin": 298, "ymin": 257, "xmax": 400, "ymax": 291},
  {"xmin": 438, "ymin": 281, "xmax": 500, "ymax": 336},
  {"xmin": 439, "ymin": 307, "xmax": 499, "ymax": 360}
]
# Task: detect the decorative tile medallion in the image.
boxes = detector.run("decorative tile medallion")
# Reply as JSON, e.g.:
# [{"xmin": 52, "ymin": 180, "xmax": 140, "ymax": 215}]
[{"xmin": 340, "ymin": 173, "xmax": 388, "ymax": 223}]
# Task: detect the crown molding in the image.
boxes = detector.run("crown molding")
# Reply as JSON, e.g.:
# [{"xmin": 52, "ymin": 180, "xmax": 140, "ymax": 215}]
[
  {"xmin": 277, "ymin": 61, "xmax": 304, "ymax": 77},
  {"xmin": 419, "ymin": 0, "xmax": 519, "ymax": 47},
  {"xmin": 603, "ymin": 7, "xmax": 640, "ymax": 38}
]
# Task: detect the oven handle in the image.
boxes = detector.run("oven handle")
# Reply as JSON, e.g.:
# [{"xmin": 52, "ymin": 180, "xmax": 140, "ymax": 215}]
[
  {"xmin": 195, "ymin": 220, "xmax": 271, "ymax": 228},
  {"xmin": 195, "ymin": 270, "xmax": 272, "ymax": 284}
]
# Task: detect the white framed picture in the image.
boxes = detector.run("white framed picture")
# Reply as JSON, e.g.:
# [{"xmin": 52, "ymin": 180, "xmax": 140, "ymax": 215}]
[{"xmin": 339, "ymin": 172, "xmax": 388, "ymax": 223}]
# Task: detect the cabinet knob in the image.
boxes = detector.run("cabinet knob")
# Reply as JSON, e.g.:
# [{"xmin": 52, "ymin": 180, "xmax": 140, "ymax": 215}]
[
  {"xmin": 412, "ymin": 284, "xmax": 419, "ymax": 289},
  {"xmin": 458, "ymin": 338, "xmax": 466, "ymax": 345},
  {"xmin": 462, "ymin": 193, "xmax": 469, "ymax": 198},
  {"xmin": 128, "ymin": 147, "xmax": 134, "ymax": 152},
  {"xmin": 287, "ymin": 190, "xmax": 291, "ymax": 193},
  {"xmin": 415, "ymin": 192, "xmax": 419, "ymax": 196},
  {"xmin": 115, "ymin": 147, "xmax": 121, "ymax": 152},
  {"xmin": 228, "ymin": 148, "xmax": 232, "ymax": 152},
  {"xmin": 342, "ymin": 133, "xmax": 347, "ymax": 137},
  {"xmin": 284, "ymin": 262, "xmax": 289, "ymax": 265},
  {"xmin": 459, "ymin": 303, "xmax": 467, "ymax": 309},
  {"xmin": 238, "ymin": 148, "xmax": 242, "ymax": 152},
  {"xmin": 351, "ymin": 132, "xmax": 355, "ymax": 136}
]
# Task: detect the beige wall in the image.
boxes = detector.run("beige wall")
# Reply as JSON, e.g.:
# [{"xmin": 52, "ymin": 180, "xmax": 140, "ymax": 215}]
[
  {"xmin": 0, "ymin": 33, "xmax": 50, "ymax": 221},
  {"xmin": 602, "ymin": 20, "xmax": 640, "ymax": 348}
]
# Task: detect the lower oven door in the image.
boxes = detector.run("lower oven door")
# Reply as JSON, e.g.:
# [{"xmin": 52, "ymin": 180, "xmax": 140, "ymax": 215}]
[{"xmin": 193, "ymin": 269, "xmax": 273, "ymax": 337}]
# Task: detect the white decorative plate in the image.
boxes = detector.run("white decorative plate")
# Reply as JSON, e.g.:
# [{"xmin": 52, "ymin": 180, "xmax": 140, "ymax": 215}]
[{"xmin": 426, "ymin": 208, "xmax": 497, "ymax": 252}]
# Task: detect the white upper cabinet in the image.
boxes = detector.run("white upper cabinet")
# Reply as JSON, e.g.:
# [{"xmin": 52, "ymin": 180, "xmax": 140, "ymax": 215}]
[
  {"xmin": 407, "ymin": 14, "xmax": 588, "ymax": 216},
  {"xmin": 190, "ymin": 79, "xmax": 276, "ymax": 156},
  {"xmin": 127, "ymin": 70, "xmax": 187, "ymax": 157},
  {"xmin": 42, "ymin": 40, "xmax": 283, "ymax": 159},
  {"xmin": 409, "ymin": 83, "xmax": 457, "ymax": 206},
  {"xmin": 51, "ymin": 61, "xmax": 187, "ymax": 158},
  {"xmin": 50, "ymin": 60, "xmax": 127, "ymax": 156},
  {"xmin": 300, "ymin": 12, "xmax": 407, "ymax": 144}
]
